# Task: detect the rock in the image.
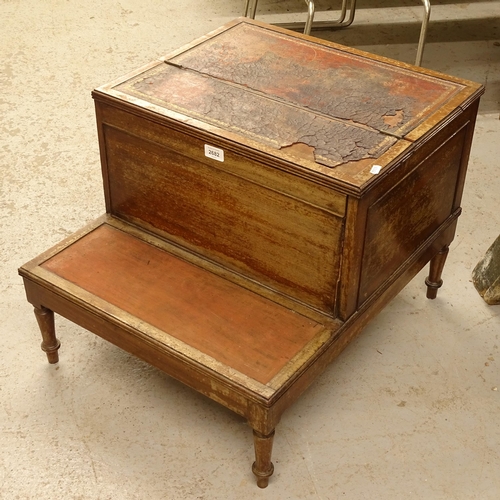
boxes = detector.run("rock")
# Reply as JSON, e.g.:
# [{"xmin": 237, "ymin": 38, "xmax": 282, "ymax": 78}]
[{"xmin": 472, "ymin": 235, "xmax": 500, "ymax": 305}]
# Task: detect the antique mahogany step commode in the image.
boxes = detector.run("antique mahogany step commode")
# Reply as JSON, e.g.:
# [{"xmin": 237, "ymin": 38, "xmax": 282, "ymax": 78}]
[{"xmin": 19, "ymin": 19, "xmax": 483, "ymax": 488}]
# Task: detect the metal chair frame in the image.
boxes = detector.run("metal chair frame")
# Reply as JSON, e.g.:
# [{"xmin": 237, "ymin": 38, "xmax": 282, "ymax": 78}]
[{"xmin": 244, "ymin": 0, "xmax": 431, "ymax": 66}]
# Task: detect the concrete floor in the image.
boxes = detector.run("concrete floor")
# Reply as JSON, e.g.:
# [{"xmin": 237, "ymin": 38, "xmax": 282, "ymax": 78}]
[{"xmin": 1, "ymin": 0, "xmax": 500, "ymax": 498}]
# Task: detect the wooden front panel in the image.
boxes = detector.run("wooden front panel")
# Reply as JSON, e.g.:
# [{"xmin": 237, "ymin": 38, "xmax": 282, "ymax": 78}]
[
  {"xmin": 359, "ymin": 124, "xmax": 468, "ymax": 303},
  {"xmin": 100, "ymin": 117, "xmax": 345, "ymax": 314}
]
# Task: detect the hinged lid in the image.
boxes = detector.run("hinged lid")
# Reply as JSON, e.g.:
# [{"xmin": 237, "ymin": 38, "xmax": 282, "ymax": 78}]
[{"xmin": 94, "ymin": 18, "xmax": 483, "ymax": 187}]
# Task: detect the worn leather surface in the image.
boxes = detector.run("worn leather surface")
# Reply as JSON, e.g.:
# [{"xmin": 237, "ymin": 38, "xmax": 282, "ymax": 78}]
[{"xmin": 117, "ymin": 22, "xmax": 463, "ymax": 168}]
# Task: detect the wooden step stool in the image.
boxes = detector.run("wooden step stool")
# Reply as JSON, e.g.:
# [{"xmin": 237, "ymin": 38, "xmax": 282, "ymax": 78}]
[{"xmin": 19, "ymin": 18, "xmax": 483, "ymax": 487}]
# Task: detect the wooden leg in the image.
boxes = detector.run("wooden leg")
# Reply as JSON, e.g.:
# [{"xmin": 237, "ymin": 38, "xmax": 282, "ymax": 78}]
[
  {"xmin": 34, "ymin": 306, "xmax": 60, "ymax": 364},
  {"xmin": 425, "ymin": 246, "xmax": 449, "ymax": 299},
  {"xmin": 252, "ymin": 429, "xmax": 275, "ymax": 488}
]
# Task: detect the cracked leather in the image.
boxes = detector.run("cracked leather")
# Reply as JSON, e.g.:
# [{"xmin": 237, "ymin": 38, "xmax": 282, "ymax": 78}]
[
  {"xmin": 124, "ymin": 65, "xmax": 396, "ymax": 168},
  {"xmin": 117, "ymin": 23, "xmax": 462, "ymax": 168}
]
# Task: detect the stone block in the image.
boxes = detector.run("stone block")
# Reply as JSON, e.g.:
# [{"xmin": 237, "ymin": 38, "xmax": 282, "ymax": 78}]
[{"xmin": 472, "ymin": 234, "xmax": 500, "ymax": 305}]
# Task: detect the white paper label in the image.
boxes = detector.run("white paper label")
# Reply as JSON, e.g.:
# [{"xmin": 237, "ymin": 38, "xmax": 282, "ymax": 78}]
[
  {"xmin": 370, "ymin": 164, "xmax": 382, "ymax": 174},
  {"xmin": 204, "ymin": 144, "xmax": 224, "ymax": 162}
]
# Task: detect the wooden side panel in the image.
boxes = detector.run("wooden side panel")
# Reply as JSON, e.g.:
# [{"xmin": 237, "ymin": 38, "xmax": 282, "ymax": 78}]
[
  {"xmin": 101, "ymin": 122, "xmax": 344, "ymax": 313},
  {"xmin": 359, "ymin": 124, "xmax": 468, "ymax": 303}
]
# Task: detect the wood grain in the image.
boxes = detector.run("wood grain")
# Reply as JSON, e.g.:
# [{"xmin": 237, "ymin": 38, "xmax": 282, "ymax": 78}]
[
  {"xmin": 103, "ymin": 124, "xmax": 344, "ymax": 313},
  {"xmin": 359, "ymin": 125, "xmax": 467, "ymax": 302},
  {"xmin": 41, "ymin": 224, "xmax": 324, "ymax": 384},
  {"xmin": 18, "ymin": 18, "xmax": 484, "ymax": 488}
]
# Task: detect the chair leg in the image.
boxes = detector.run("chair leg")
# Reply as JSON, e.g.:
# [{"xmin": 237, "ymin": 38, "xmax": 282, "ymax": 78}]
[
  {"xmin": 252, "ymin": 429, "xmax": 275, "ymax": 488},
  {"xmin": 304, "ymin": 0, "xmax": 316, "ymax": 35},
  {"xmin": 34, "ymin": 306, "xmax": 61, "ymax": 364},
  {"xmin": 274, "ymin": 0, "xmax": 357, "ymax": 33},
  {"xmin": 425, "ymin": 245, "xmax": 449, "ymax": 299},
  {"xmin": 415, "ymin": 0, "xmax": 431, "ymax": 66},
  {"xmin": 244, "ymin": 0, "xmax": 258, "ymax": 19}
]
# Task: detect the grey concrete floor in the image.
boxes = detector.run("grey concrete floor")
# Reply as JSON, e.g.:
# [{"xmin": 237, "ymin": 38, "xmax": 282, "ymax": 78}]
[{"xmin": 1, "ymin": 0, "xmax": 500, "ymax": 498}]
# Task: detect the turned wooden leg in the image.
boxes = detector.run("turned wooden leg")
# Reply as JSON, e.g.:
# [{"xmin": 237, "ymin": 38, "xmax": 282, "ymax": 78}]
[
  {"xmin": 33, "ymin": 306, "xmax": 60, "ymax": 364},
  {"xmin": 425, "ymin": 246, "xmax": 450, "ymax": 299},
  {"xmin": 252, "ymin": 429, "xmax": 275, "ymax": 488}
]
